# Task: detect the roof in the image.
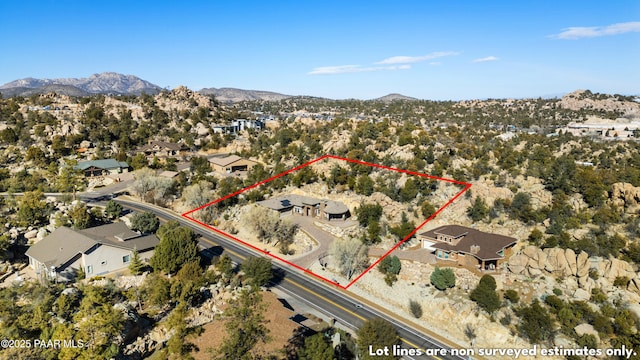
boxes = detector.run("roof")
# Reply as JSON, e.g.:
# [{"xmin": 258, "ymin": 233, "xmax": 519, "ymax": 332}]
[
  {"xmin": 79, "ymin": 222, "xmax": 159, "ymax": 252},
  {"xmin": 138, "ymin": 141, "xmax": 185, "ymax": 152},
  {"xmin": 26, "ymin": 222, "xmax": 159, "ymax": 269},
  {"xmin": 209, "ymin": 155, "xmax": 257, "ymax": 167},
  {"xmin": 258, "ymin": 195, "xmax": 349, "ymax": 215},
  {"xmin": 323, "ymin": 201, "xmax": 349, "ymax": 214},
  {"xmin": 420, "ymin": 225, "xmax": 517, "ymax": 261},
  {"xmin": 433, "ymin": 225, "xmax": 470, "ymax": 238},
  {"xmin": 26, "ymin": 227, "xmax": 96, "ymax": 268},
  {"xmin": 158, "ymin": 170, "xmax": 179, "ymax": 178},
  {"xmin": 74, "ymin": 159, "xmax": 129, "ymax": 171}
]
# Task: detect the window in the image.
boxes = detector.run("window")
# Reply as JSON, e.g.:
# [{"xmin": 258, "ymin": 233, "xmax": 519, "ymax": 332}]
[
  {"xmin": 123, "ymin": 255, "xmax": 131, "ymax": 263},
  {"xmin": 87, "ymin": 265, "xmax": 93, "ymax": 274}
]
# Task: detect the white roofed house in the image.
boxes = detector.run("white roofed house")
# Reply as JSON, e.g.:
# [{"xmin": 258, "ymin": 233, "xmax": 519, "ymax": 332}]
[{"xmin": 25, "ymin": 222, "xmax": 159, "ymax": 282}]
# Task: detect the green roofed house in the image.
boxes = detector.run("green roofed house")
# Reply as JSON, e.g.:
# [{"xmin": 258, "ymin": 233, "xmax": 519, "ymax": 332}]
[
  {"xmin": 258, "ymin": 194, "xmax": 350, "ymax": 221},
  {"xmin": 73, "ymin": 159, "xmax": 129, "ymax": 177},
  {"xmin": 25, "ymin": 222, "xmax": 159, "ymax": 282}
]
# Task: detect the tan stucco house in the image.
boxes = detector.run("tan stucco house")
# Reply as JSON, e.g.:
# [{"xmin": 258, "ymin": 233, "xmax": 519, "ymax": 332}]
[{"xmin": 209, "ymin": 155, "xmax": 257, "ymax": 173}]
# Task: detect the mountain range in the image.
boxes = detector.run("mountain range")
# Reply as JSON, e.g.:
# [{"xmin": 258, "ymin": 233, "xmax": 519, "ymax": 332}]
[
  {"xmin": 0, "ymin": 72, "xmax": 162, "ymax": 96},
  {"xmin": 0, "ymin": 72, "xmax": 419, "ymax": 101}
]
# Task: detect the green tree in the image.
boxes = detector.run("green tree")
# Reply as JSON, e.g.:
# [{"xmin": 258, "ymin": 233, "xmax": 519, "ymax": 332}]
[
  {"xmin": 409, "ymin": 300, "xmax": 423, "ymax": 318},
  {"xmin": 467, "ymin": 196, "xmax": 489, "ymax": 222},
  {"xmin": 216, "ymin": 289, "xmax": 270, "ymax": 360},
  {"xmin": 515, "ymin": 299, "xmax": 555, "ymax": 344},
  {"xmin": 389, "ymin": 212, "xmax": 415, "ymax": 241},
  {"xmin": 298, "ymin": 333, "xmax": 335, "ymax": 360},
  {"xmin": 216, "ymin": 254, "xmax": 234, "ymax": 279},
  {"xmin": 129, "ymin": 248, "xmax": 144, "ymax": 275},
  {"xmin": 17, "ymin": 190, "xmax": 49, "ymax": 226},
  {"xmin": 150, "ymin": 221, "xmax": 199, "ymax": 274},
  {"xmin": 356, "ymin": 175, "xmax": 375, "ymax": 196},
  {"xmin": 130, "ymin": 211, "xmax": 160, "ymax": 234},
  {"xmin": 104, "ymin": 200, "xmax": 123, "ymax": 220},
  {"xmin": 241, "ymin": 256, "xmax": 273, "ymax": 288},
  {"xmin": 430, "ymin": 267, "xmax": 456, "ymax": 291},
  {"xmin": 357, "ymin": 318, "xmax": 401, "ymax": 360},
  {"xmin": 470, "ymin": 275, "xmax": 501, "ymax": 314},
  {"xmin": 0, "ymin": 234, "xmax": 10, "ymax": 260},
  {"xmin": 355, "ymin": 203, "xmax": 383, "ymax": 227},
  {"xmin": 129, "ymin": 153, "xmax": 149, "ymax": 170},
  {"xmin": 421, "ymin": 200, "xmax": 437, "ymax": 218},
  {"xmin": 69, "ymin": 202, "xmax": 92, "ymax": 229},
  {"xmin": 399, "ymin": 178, "xmax": 418, "ymax": 202}
]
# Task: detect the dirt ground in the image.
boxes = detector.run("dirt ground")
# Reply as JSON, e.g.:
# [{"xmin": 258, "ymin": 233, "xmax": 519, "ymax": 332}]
[{"xmin": 190, "ymin": 290, "xmax": 300, "ymax": 359}]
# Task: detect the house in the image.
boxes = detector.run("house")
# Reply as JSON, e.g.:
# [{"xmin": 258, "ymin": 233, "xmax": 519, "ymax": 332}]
[
  {"xmin": 73, "ymin": 159, "xmax": 129, "ymax": 178},
  {"xmin": 136, "ymin": 140, "xmax": 188, "ymax": 161},
  {"xmin": 25, "ymin": 222, "xmax": 159, "ymax": 282},
  {"xmin": 258, "ymin": 194, "xmax": 350, "ymax": 221},
  {"xmin": 419, "ymin": 225, "xmax": 517, "ymax": 271},
  {"xmin": 209, "ymin": 155, "xmax": 257, "ymax": 174}
]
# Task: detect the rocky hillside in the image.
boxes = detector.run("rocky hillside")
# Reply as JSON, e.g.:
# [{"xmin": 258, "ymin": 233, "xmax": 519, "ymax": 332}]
[
  {"xmin": 0, "ymin": 72, "xmax": 162, "ymax": 96},
  {"xmin": 560, "ymin": 89, "xmax": 640, "ymax": 118},
  {"xmin": 198, "ymin": 87, "xmax": 291, "ymax": 102}
]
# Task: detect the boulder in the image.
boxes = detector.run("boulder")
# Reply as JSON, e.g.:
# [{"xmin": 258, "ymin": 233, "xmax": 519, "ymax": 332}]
[
  {"xmin": 24, "ymin": 229, "xmax": 38, "ymax": 239},
  {"xmin": 523, "ymin": 246, "xmax": 546, "ymax": 270},
  {"xmin": 573, "ymin": 288, "xmax": 590, "ymax": 301},
  {"xmin": 628, "ymin": 278, "xmax": 640, "ymax": 296},
  {"xmin": 544, "ymin": 247, "xmax": 570, "ymax": 276},
  {"xmin": 507, "ymin": 254, "xmax": 528, "ymax": 275},
  {"xmin": 601, "ymin": 257, "xmax": 635, "ymax": 281},
  {"xmin": 36, "ymin": 229, "xmax": 48, "ymax": 241},
  {"xmin": 576, "ymin": 251, "xmax": 590, "ymax": 278},
  {"xmin": 574, "ymin": 323, "xmax": 599, "ymax": 341},
  {"xmin": 565, "ymin": 248, "xmax": 577, "ymax": 276}
]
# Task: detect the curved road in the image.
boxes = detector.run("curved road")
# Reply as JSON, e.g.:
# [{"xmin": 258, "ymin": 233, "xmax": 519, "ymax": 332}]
[{"xmin": 114, "ymin": 197, "xmax": 466, "ymax": 360}]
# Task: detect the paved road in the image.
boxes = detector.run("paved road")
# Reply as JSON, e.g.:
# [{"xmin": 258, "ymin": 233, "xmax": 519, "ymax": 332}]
[{"xmin": 114, "ymin": 197, "xmax": 465, "ymax": 360}]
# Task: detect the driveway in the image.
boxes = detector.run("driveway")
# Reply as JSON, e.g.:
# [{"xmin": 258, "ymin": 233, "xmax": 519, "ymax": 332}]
[{"xmin": 286, "ymin": 216, "xmax": 339, "ymax": 269}]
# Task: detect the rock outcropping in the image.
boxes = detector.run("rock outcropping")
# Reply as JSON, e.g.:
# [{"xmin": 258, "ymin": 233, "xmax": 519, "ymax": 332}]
[{"xmin": 508, "ymin": 245, "xmax": 638, "ymax": 294}]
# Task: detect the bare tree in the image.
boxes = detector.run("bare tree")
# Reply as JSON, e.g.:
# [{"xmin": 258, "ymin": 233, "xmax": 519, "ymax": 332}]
[
  {"xmin": 151, "ymin": 176, "xmax": 175, "ymax": 205},
  {"xmin": 132, "ymin": 167, "xmax": 156, "ymax": 201},
  {"xmin": 331, "ymin": 238, "xmax": 369, "ymax": 280},
  {"xmin": 181, "ymin": 180, "xmax": 215, "ymax": 222},
  {"xmin": 244, "ymin": 205, "xmax": 281, "ymax": 244}
]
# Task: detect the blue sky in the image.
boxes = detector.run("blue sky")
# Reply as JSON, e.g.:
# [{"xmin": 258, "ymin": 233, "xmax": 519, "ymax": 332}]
[{"xmin": 0, "ymin": 1, "xmax": 638, "ymax": 100}]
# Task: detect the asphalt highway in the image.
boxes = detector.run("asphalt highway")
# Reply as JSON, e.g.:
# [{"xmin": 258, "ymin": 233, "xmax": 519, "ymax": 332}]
[{"xmin": 114, "ymin": 197, "xmax": 466, "ymax": 360}]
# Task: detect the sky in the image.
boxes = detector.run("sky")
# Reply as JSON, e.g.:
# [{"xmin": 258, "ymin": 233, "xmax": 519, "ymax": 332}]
[{"xmin": 0, "ymin": 1, "xmax": 639, "ymax": 100}]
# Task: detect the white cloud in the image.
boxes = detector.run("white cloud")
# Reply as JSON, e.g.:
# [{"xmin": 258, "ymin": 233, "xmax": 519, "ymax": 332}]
[
  {"xmin": 376, "ymin": 51, "xmax": 459, "ymax": 64},
  {"xmin": 472, "ymin": 56, "xmax": 499, "ymax": 63},
  {"xmin": 550, "ymin": 21, "xmax": 640, "ymax": 39},
  {"xmin": 308, "ymin": 64, "xmax": 411, "ymax": 75}
]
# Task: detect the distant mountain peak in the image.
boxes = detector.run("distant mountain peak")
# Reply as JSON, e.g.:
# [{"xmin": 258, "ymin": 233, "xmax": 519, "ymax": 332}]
[
  {"xmin": 0, "ymin": 72, "xmax": 162, "ymax": 96},
  {"xmin": 373, "ymin": 93, "xmax": 419, "ymax": 102},
  {"xmin": 199, "ymin": 87, "xmax": 292, "ymax": 102}
]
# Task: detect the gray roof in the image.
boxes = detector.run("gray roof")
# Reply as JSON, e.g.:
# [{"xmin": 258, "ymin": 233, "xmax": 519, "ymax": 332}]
[
  {"xmin": 25, "ymin": 227, "xmax": 96, "ymax": 268},
  {"xmin": 258, "ymin": 195, "xmax": 349, "ymax": 215},
  {"xmin": 323, "ymin": 201, "xmax": 349, "ymax": 215},
  {"xmin": 26, "ymin": 222, "xmax": 159, "ymax": 269},
  {"xmin": 79, "ymin": 222, "xmax": 159, "ymax": 252},
  {"xmin": 73, "ymin": 159, "xmax": 129, "ymax": 171}
]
